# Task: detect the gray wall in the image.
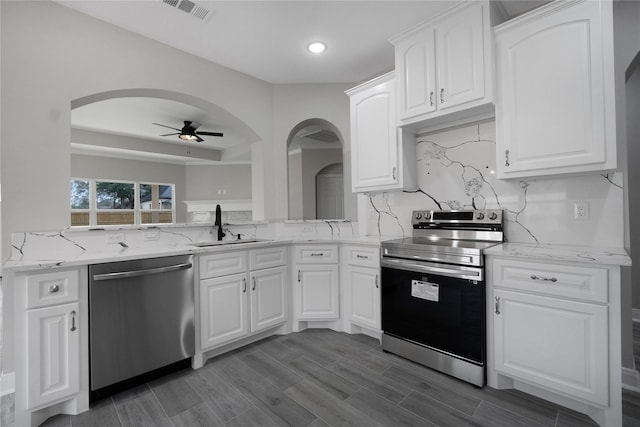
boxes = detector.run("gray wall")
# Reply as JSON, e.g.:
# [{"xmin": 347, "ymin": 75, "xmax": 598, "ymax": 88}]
[
  {"xmin": 185, "ymin": 164, "xmax": 252, "ymax": 201},
  {"xmin": 71, "ymin": 154, "xmax": 188, "ymax": 223}
]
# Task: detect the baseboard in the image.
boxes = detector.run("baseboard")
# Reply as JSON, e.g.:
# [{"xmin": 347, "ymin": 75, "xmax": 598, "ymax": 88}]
[
  {"xmin": 632, "ymin": 308, "xmax": 640, "ymax": 323},
  {"xmin": 622, "ymin": 366, "xmax": 640, "ymax": 391},
  {"xmin": 0, "ymin": 372, "xmax": 15, "ymax": 396}
]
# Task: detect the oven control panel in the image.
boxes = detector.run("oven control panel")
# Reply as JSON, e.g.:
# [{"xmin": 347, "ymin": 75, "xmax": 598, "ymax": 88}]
[{"xmin": 412, "ymin": 209, "xmax": 503, "ymax": 227}]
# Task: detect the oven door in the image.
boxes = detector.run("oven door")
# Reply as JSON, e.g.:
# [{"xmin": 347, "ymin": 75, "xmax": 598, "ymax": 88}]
[{"xmin": 381, "ymin": 258, "xmax": 485, "ymax": 365}]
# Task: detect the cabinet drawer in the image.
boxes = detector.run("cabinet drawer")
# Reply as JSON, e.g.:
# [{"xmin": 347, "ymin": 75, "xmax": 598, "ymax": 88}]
[
  {"xmin": 250, "ymin": 246, "xmax": 287, "ymax": 270},
  {"xmin": 27, "ymin": 269, "xmax": 79, "ymax": 309},
  {"xmin": 199, "ymin": 251, "xmax": 247, "ymax": 279},
  {"xmin": 295, "ymin": 245, "xmax": 338, "ymax": 264},
  {"xmin": 344, "ymin": 245, "xmax": 380, "ymax": 268},
  {"xmin": 491, "ymin": 258, "xmax": 608, "ymax": 303}
]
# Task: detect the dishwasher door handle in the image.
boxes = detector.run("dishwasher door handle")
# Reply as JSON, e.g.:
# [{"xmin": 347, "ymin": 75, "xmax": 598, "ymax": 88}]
[{"xmin": 92, "ymin": 263, "xmax": 193, "ymax": 281}]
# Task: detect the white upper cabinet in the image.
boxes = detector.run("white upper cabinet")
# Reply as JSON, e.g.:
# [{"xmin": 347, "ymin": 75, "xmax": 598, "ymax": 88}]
[
  {"xmin": 391, "ymin": 1, "xmax": 497, "ymax": 130},
  {"xmin": 346, "ymin": 72, "xmax": 416, "ymax": 193},
  {"xmin": 494, "ymin": 0, "xmax": 616, "ymax": 179}
]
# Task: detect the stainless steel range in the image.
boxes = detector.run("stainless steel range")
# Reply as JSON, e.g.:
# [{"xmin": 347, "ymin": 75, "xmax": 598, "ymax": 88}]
[{"xmin": 380, "ymin": 209, "xmax": 504, "ymax": 387}]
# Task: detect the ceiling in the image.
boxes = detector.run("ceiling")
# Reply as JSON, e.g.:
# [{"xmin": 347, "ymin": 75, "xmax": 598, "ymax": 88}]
[{"xmin": 62, "ymin": 0, "xmax": 549, "ymax": 165}]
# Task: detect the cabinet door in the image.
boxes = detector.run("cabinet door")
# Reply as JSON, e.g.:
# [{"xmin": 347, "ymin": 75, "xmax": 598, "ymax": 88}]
[
  {"xmin": 395, "ymin": 27, "xmax": 437, "ymax": 120},
  {"xmin": 250, "ymin": 266, "xmax": 287, "ymax": 333},
  {"xmin": 496, "ymin": 0, "xmax": 614, "ymax": 178},
  {"xmin": 295, "ymin": 264, "xmax": 340, "ymax": 320},
  {"xmin": 436, "ymin": 3, "xmax": 485, "ymax": 110},
  {"xmin": 27, "ymin": 302, "xmax": 80, "ymax": 408},
  {"xmin": 493, "ymin": 289, "xmax": 608, "ymax": 406},
  {"xmin": 350, "ymin": 75, "xmax": 400, "ymax": 191},
  {"xmin": 200, "ymin": 273, "xmax": 248, "ymax": 349},
  {"xmin": 347, "ymin": 266, "xmax": 380, "ymax": 330}
]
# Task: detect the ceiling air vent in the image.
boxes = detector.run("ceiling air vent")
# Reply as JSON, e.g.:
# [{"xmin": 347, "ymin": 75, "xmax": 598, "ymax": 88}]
[
  {"xmin": 301, "ymin": 129, "xmax": 339, "ymax": 143},
  {"xmin": 161, "ymin": 0, "xmax": 213, "ymax": 22}
]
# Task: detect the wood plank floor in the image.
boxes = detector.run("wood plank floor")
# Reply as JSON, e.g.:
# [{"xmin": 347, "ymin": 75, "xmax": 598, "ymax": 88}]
[{"xmin": 28, "ymin": 329, "xmax": 640, "ymax": 427}]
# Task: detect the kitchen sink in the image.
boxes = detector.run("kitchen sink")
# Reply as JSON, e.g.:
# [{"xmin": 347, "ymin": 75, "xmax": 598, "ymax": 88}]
[{"xmin": 187, "ymin": 239, "xmax": 265, "ymax": 247}]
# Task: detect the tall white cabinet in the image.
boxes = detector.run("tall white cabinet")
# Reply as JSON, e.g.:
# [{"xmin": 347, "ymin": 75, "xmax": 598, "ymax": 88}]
[
  {"xmin": 494, "ymin": 0, "xmax": 616, "ymax": 179},
  {"xmin": 345, "ymin": 72, "xmax": 416, "ymax": 193}
]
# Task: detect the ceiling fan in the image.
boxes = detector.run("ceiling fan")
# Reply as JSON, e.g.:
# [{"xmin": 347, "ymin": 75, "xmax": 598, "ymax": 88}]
[{"xmin": 153, "ymin": 120, "xmax": 223, "ymax": 142}]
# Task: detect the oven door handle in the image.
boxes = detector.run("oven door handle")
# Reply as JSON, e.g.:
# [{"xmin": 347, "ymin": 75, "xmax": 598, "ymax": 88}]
[{"xmin": 381, "ymin": 258, "xmax": 482, "ymax": 280}]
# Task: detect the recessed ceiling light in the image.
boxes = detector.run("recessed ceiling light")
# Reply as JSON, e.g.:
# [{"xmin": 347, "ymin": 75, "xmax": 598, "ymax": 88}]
[{"xmin": 307, "ymin": 42, "xmax": 327, "ymax": 54}]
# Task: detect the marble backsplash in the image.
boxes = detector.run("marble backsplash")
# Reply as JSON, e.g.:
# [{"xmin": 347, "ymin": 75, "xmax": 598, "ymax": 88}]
[{"xmin": 364, "ymin": 121, "xmax": 625, "ymax": 247}]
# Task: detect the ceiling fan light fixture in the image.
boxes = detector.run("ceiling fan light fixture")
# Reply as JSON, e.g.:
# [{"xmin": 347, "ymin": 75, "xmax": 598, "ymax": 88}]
[
  {"xmin": 179, "ymin": 133, "xmax": 198, "ymax": 141},
  {"xmin": 307, "ymin": 42, "xmax": 327, "ymax": 54}
]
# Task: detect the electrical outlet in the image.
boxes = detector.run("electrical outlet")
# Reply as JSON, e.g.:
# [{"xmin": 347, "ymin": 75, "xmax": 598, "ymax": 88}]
[
  {"xmin": 105, "ymin": 232, "xmax": 125, "ymax": 243},
  {"xmin": 143, "ymin": 230, "xmax": 159, "ymax": 241},
  {"xmin": 302, "ymin": 226, "xmax": 314, "ymax": 233},
  {"xmin": 574, "ymin": 201, "xmax": 590, "ymax": 221}
]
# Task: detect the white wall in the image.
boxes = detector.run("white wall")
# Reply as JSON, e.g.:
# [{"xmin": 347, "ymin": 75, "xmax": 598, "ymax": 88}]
[
  {"xmin": 185, "ymin": 164, "xmax": 252, "ymax": 201},
  {"xmin": 71, "ymin": 154, "xmax": 188, "ymax": 223}
]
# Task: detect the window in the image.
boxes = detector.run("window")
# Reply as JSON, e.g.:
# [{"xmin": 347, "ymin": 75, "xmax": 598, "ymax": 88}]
[{"xmin": 70, "ymin": 179, "xmax": 175, "ymax": 226}]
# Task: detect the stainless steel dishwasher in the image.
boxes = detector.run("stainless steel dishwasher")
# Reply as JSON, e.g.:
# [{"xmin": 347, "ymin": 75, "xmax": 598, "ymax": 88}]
[{"xmin": 89, "ymin": 254, "xmax": 194, "ymax": 402}]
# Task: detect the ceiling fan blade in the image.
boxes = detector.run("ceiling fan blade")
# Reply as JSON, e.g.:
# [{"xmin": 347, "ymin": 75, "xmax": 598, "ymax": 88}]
[
  {"xmin": 196, "ymin": 131, "xmax": 224, "ymax": 137},
  {"xmin": 160, "ymin": 132, "xmax": 180, "ymax": 136},
  {"xmin": 194, "ymin": 135, "xmax": 204, "ymax": 143},
  {"xmin": 152, "ymin": 122, "xmax": 181, "ymax": 131}
]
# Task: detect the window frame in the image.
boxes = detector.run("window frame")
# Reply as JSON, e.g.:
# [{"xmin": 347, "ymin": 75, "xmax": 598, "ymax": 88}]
[{"xmin": 70, "ymin": 178, "xmax": 176, "ymax": 227}]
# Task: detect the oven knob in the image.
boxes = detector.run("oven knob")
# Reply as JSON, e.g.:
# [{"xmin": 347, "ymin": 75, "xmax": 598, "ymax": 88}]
[
  {"xmin": 476, "ymin": 212, "xmax": 485, "ymax": 220},
  {"xmin": 424, "ymin": 212, "xmax": 431, "ymax": 220},
  {"xmin": 489, "ymin": 212, "xmax": 498, "ymax": 220},
  {"xmin": 415, "ymin": 212, "xmax": 423, "ymax": 220}
]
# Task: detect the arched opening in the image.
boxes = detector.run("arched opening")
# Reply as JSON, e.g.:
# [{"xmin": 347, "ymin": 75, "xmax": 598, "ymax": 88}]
[
  {"xmin": 316, "ymin": 163, "xmax": 344, "ymax": 220},
  {"xmin": 70, "ymin": 88, "xmax": 262, "ymax": 225},
  {"xmin": 286, "ymin": 118, "xmax": 347, "ymax": 220}
]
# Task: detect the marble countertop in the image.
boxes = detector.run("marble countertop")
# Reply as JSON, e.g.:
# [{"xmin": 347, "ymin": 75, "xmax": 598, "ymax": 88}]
[
  {"xmin": 485, "ymin": 243, "xmax": 631, "ymax": 267},
  {"xmin": 3, "ymin": 236, "xmax": 388, "ymax": 273}
]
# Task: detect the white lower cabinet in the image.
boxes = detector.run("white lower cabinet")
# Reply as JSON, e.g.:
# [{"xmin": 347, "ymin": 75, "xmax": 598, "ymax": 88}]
[
  {"xmin": 27, "ymin": 302, "xmax": 81, "ymax": 409},
  {"xmin": 293, "ymin": 244, "xmax": 340, "ymax": 320},
  {"xmin": 342, "ymin": 245, "xmax": 381, "ymax": 331},
  {"xmin": 488, "ymin": 256, "xmax": 621, "ymax": 427},
  {"xmin": 250, "ymin": 266, "xmax": 287, "ymax": 332},
  {"xmin": 199, "ymin": 246, "xmax": 288, "ymax": 351},
  {"xmin": 12, "ymin": 267, "xmax": 88, "ymax": 427},
  {"xmin": 200, "ymin": 273, "xmax": 249, "ymax": 348},
  {"xmin": 493, "ymin": 289, "xmax": 608, "ymax": 405}
]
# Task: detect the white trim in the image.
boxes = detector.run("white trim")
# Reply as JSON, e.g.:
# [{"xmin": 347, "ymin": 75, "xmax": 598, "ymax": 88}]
[
  {"xmin": 0, "ymin": 372, "xmax": 15, "ymax": 396},
  {"xmin": 633, "ymin": 308, "xmax": 640, "ymax": 323},
  {"xmin": 622, "ymin": 367, "xmax": 640, "ymax": 392}
]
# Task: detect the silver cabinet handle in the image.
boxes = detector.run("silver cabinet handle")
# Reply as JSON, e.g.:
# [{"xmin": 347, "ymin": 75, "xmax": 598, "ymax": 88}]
[
  {"xmin": 375, "ymin": 274, "xmax": 379, "ymax": 289},
  {"xmin": 495, "ymin": 297, "xmax": 500, "ymax": 315},
  {"xmin": 530, "ymin": 274, "xmax": 558, "ymax": 283},
  {"xmin": 429, "ymin": 91, "xmax": 434, "ymax": 106},
  {"xmin": 505, "ymin": 150, "xmax": 510, "ymax": 167},
  {"xmin": 243, "ymin": 278, "xmax": 247, "ymax": 293},
  {"xmin": 392, "ymin": 167, "xmax": 397, "ymax": 181},
  {"xmin": 356, "ymin": 254, "xmax": 369, "ymax": 260},
  {"xmin": 70, "ymin": 310, "xmax": 77, "ymax": 332},
  {"xmin": 49, "ymin": 284, "xmax": 60, "ymax": 293},
  {"xmin": 252, "ymin": 277, "xmax": 256, "ymax": 291},
  {"xmin": 440, "ymin": 88, "xmax": 445, "ymax": 104},
  {"xmin": 298, "ymin": 270, "xmax": 301, "ymax": 282},
  {"xmin": 310, "ymin": 253, "xmax": 324, "ymax": 257}
]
